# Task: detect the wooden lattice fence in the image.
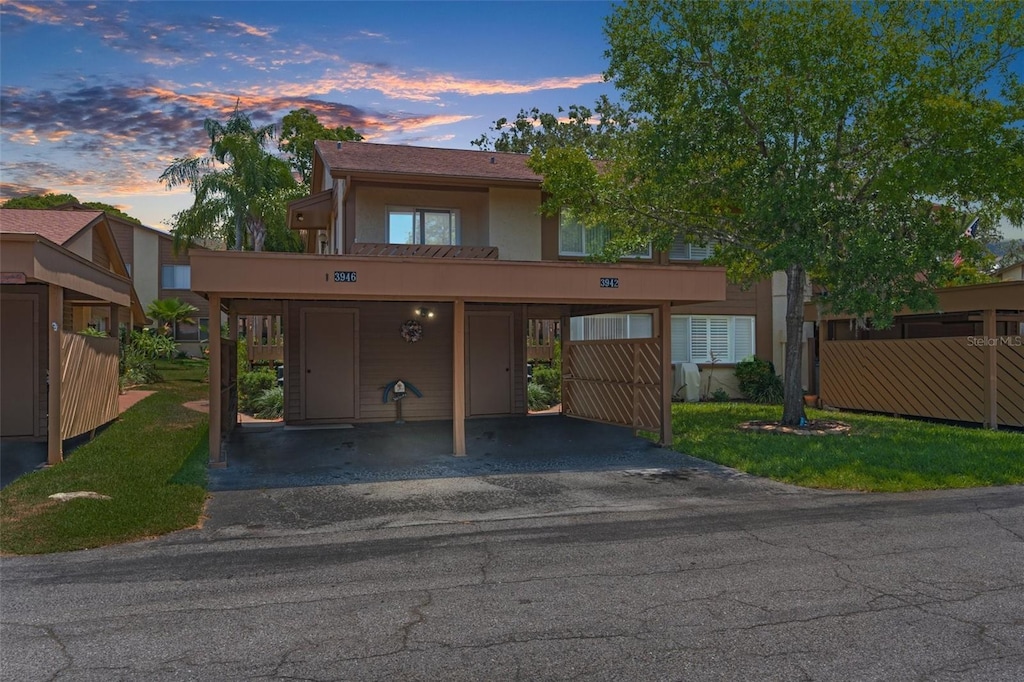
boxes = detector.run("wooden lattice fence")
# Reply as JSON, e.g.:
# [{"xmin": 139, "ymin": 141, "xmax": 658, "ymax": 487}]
[{"xmin": 562, "ymin": 338, "xmax": 662, "ymax": 430}]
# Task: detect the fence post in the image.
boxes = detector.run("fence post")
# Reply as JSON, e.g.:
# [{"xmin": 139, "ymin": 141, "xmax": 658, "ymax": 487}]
[{"xmin": 983, "ymin": 308, "xmax": 998, "ymax": 429}]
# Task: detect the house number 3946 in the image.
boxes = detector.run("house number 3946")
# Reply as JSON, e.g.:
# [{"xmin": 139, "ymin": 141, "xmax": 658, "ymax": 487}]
[{"xmin": 333, "ymin": 271, "xmax": 357, "ymax": 283}]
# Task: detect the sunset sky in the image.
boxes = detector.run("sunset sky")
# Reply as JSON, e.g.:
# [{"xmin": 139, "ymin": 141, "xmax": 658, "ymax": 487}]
[
  {"xmin": 2, "ymin": 1, "xmax": 1022, "ymax": 239},
  {"xmin": 0, "ymin": 1, "xmax": 614, "ymax": 228}
]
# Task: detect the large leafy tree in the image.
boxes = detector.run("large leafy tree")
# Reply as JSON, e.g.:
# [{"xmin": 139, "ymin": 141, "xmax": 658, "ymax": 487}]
[
  {"xmin": 501, "ymin": 0, "xmax": 1024, "ymax": 426},
  {"xmin": 471, "ymin": 98, "xmax": 625, "ymax": 157},
  {"xmin": 2, "ymin": 193, "xmax": 142, "ymax": 224},
  {"xmin": 160, "ymin": 107, "xmax": 303, "ymax": 253},
  {"xmin": 278, "ymin": 108, "xmax": 362, "ymax": 188}
]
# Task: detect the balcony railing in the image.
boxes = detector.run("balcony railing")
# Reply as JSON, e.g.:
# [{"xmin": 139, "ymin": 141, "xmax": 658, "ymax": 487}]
[{"xmin": 350, "ymin": 243, "xmax": 498, "ymax": 259}]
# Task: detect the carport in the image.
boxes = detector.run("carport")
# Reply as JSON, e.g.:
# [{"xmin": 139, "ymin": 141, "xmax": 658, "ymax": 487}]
[{"xmin": 190, "ymin": 250, "xmax": 726, "ymax": 467}]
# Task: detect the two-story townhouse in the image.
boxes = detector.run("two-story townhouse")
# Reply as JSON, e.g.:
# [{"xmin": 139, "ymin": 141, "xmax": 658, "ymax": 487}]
[
  {"xmin": 58, "ymin": 204, "xmax": 212, "ymax": 355},
  {"xmin": 190, "ymin": 141, "xmax": 733, "ymax": 465},
  {"xmin": 0, "ymin": 208, "xmax": 145, "ymax": 462}
]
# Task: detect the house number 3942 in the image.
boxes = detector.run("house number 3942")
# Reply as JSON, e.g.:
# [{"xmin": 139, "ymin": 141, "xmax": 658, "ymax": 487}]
[{"xmin": 599, "ymin": 277, "xmax": 619, "ymax": 288}]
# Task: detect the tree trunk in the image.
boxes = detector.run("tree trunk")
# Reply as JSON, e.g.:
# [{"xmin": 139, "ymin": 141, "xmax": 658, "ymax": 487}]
[
  {"xmin": 781, "ymin": 263, "xmax": 808, "ymax": 425},
  {"xmin": 234, "ymin": 214, "xmax": 243, "ymax": 251}
]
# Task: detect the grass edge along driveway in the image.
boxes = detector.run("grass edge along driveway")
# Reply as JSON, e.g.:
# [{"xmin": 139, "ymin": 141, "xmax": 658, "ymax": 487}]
[
  {"xmin": 671, "ymin": 403, "xmax": 1024, "ymax": 492},
  {"xmin": 0, "ymin": 360, "xmax": 209, "ymax": 555}
]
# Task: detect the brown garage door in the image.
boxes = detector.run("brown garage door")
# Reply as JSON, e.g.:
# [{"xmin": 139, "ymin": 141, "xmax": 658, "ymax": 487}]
[
  {"xmin": 562, "ymin": 338, "xmax": 663, "ymax": 430},
  {"xmin": 1, "ymin": 297, "xmax": 37, "ymax": 437}
]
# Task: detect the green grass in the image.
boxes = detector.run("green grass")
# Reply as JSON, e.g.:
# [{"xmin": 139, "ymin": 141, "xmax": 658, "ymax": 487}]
[
  {"xmin": 671, "ymin": 403, "xmax": 1024, "ymax": 492},
  {"xmin": 0, "ymin": 359, "xmax": 210, "ymax": 554}
]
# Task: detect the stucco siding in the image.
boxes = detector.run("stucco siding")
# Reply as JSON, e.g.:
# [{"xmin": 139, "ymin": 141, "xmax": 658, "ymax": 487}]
[
  {"xmin": 487, "ymin": 187, "xmax": 542, "ymax": 261},
  {"xmin": 352, "ymin": 186, "xmax": 489, "ymax": 247}
]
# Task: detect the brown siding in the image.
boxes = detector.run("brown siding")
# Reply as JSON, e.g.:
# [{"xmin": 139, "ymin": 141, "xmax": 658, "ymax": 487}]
[
  {"xmin": 109, "ymin": 221, "xmax": 134, "ymax": 272},
  {"xmin": 540, "ymin": 212, "xmax": 559, "ymax": 261},
  {"xmin": 673, "ymin": 282, "xmax": 758, "ymax": 316},
  {"xmin": 1, "ymin": 285, "xmax": 47, "ymax": 438},
  {"xmin": 158, "ymin": 237, "xmax": 209, "ymax": 318},
  {"xmin": 283, "ymin": 300, "xmax": 529, "ymax": 423},
  {"xmin": 62, "ymin": 300, "xmax": 74, "ymax": 331},
  {"xmin": 92, "ymin": 231, "xmax": 111, "ymax": 270}
]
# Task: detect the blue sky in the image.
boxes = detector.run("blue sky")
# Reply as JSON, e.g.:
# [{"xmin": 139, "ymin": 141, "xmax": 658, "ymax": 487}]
[
  {"xmin": 2, "ymin": 1, "xmax": 1022, "ymax": 239},
  {"xmin": 0, "ymin": 1, "xmax": 616, "ymax": 227}
]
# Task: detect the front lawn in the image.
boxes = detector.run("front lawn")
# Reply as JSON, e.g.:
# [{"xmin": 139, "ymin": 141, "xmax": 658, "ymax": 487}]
[
  {"xmin": 0, "ymin": 359, "xmax": 210, "ymax": 554},
  {"xmin": 672, "ymin": 403, "xmax": 1024, "ymax": 492}
]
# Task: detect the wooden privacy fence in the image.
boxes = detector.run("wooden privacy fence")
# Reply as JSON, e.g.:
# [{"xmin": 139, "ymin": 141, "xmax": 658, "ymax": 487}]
[
  {"xmin": 527, "ymin": 319, "xmax": 559, "ymax": 363},
  {"xmin": 821, "ymin": 337, "xmax": 1023, "ymax": 427},
  {"xmin": 60, "ymin": 333, "xmax": 119, "ymax": 440},
  {"xmin": 562, "ymin": 338, "xmax": 663, "ymax": 430},
  {"xmin": 246, "ymin": 315, "xmax": 283, "ymax": 364}
]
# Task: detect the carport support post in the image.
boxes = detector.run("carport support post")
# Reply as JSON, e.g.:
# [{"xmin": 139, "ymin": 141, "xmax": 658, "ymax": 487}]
[
  {"xmin": 453, "ymin": 299, "xmax": 466, "ymax": 455},
  {"xmin": 983, "ymin": 308, "xmax": 998, "ymax": 429},
  {"xmin": 659, "ymin": 302, "xmax": 673, "ymax": 447},
  {"xmin": 47, "ymin": 284, "xmax": 63, "ymax": 465},
  {"xmin": 208, "ymin": 294, "xmax": 225, "ymax": 466}
]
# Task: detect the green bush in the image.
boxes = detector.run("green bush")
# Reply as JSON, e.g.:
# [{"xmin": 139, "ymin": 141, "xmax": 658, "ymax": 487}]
[
  {"xmin": 120, "ymin": 346, "xmax": 162, "ymax": 387},
  {"xmin": 734, "ymin": 357, "xmax": 784, "ymax": 404},
  {"xmin": 238, "ymin": 369, "xmax": 277, "ymax": 413},
  {"xmin": 527, "ymin": 382, "xmax": 552, "ymax": 411},
  {"xmin": 128, "ymin": 329, "xmax": 176, "ymax": 360},
  {"xmin": 532, "ymin": 365, "xmax": 561, "ymax": 404},
  {"xmin": 252, "ymin": 386, "xmax": 284, "ymax": 419}
]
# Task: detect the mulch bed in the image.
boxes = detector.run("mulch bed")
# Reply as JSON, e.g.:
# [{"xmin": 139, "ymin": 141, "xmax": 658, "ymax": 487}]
[{"xmin": 737, "ymin": 420, "xmax": 852, "ymax": 436}]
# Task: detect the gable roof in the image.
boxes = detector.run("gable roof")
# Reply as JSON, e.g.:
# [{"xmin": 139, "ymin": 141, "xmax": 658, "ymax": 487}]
[
  {"xmin": 0, "ymin": 208, "xmax": 105, "ymax": 245},
  {"xmin": 315, "ymin": 141, "xmax": 541, "ymax": 184}
]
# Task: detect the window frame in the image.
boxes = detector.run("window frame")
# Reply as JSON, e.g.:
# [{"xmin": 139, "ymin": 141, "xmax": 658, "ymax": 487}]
[
  {"xmin": 173, "ymin": 316, "xmax": 209, "ymax": 343},
  {"xmin": 386, "ymin": 206, "xmax": 460, "ymax": 246},
  {"xmin": 558, "ymin": 210, "xmax": 651, "ymax": 259},
  {"xmin": 669, "ymin": 235, "xmax": 717, "ymax": 262},
  {"xmin": 161, "ymin": 264, "xmax": 191, "ymax": 290},
  {"xmin": 671, "ymin": 314, "xmax": 755, "ymax": 364}
]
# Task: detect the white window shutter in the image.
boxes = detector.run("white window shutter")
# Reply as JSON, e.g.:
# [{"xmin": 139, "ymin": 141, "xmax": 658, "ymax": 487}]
[
  {"xmin": 690, "ymin": 317, "xmax": 710, "ymax": 363},
  {"xmin": 709, "ymin": 317, "xmax": 730, "ymax": 362},
  {"xmin": 671, "ymin": 316, "xmax": 690, "ymax": 363},
  {"xmin": 734, "ymin": 317, "xmax": 754, "ymax": 361},
  {"xmin": 670, "ymin": 235, "xmax": 690, "ymax": 260}
]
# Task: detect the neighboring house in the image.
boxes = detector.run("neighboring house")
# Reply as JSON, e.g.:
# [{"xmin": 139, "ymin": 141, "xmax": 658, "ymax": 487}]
[
  {"xmin": 0, "ymin": 209, "xmax": 145, "ymax": 463},
  {"xmin": 57, "ymin": 204, "xmax": 211, "ymax": 355},
  {"xmin": 809, "ymin": 280, "xmax": 1024, "ymax": 428},
  {"xmin": 994, "ymin": 259, "xmax": 1023, "ymax": 282},
  {"xmin": 190, "ymin": 140, "xmax": 731, "ymax": 465}
]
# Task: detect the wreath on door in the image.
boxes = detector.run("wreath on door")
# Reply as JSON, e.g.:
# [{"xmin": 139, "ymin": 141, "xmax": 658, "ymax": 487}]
[{"xmin": 400, "ymin": 319, "xmax": 423, "ymax": 343}]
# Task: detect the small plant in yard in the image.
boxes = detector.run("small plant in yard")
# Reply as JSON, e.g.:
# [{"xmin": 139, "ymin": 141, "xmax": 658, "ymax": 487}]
[
  {"xmin": 527, "ymin": 381, "xmax": 552, "ymax": 411},
  {"xmin": 532, "ymin": 365, "xmax": 561, "ymax": 405},
  {"xmin": 709, "ymin": 388, "xmax": 731, "ymax": 402},
  {"xmin": 251, "ymin": 386, "xmax": 284, "ymax": 419},
  {"xmin": 735, "ymin": 357, "xmax": 784, "ymax": 404},
  {"xmin": 238, "ymin": 367, "xmax": 277, "ymax": 414}
]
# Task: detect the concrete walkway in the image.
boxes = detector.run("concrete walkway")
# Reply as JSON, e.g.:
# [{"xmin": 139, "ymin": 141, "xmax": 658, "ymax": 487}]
[{"xmin": 210, "ymin": 415, "xmax": 687, "ymax": 491}]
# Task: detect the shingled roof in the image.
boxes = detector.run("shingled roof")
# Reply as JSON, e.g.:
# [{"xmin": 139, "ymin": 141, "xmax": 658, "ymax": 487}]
[
  {"xmin": 0, "ymin": 208, "xmax": 105, "ymax": 246},
  {"xmin": 315, "ymin": 141, "xmax": 542, "ymax": 184}
]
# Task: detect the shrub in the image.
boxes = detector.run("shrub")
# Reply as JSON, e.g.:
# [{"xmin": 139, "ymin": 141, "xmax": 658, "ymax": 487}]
[
  {"xmin": 710, "ymin": 388, "xmax": 731, "ymax": 402},
  {"xmin": 532, "ymin": 365, "xmax": 561, "ymax": 404},
  {"xmin": 238, "ymin": 368, "xmax": 277, "ymax": 414},
  {"xmin": 734, "ymin": 357, "xmax": 784, "ymax": 404},
  {"xmin": 120, "ymin": 346, "xmax": 162, "ymax": 387},
  {"xmin": 527, "ymin": 382, "xmax": 552, "ymax": 411},
  {"xmin": 128, "ymin": 329, "xmax": 176, "ymax": 360},
  {"xmin": 251, "ymin": 386, "xmax": 284, "ymax": 419}
]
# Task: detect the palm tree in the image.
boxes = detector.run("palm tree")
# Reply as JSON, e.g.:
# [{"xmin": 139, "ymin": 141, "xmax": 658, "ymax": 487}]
[
  {"xmin": 160, "ymin": 105, "xmax": 303, "ymax": 252},
  {"xmin": 146, "ymin": 298, "xmax": 199, "ymax": 337}
]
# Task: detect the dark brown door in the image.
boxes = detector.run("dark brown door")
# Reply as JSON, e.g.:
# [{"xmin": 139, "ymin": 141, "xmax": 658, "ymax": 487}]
[
  {"xmin": 1, "ymin": 297, "xmax": 37, "ymax": 436},
  {"xmin": 468, "ymin": 312, "xmax": 513, "ymax": 416},
  {"xmin": 302, "ymin": 310, "xmax": 356, "ymax": 420}
]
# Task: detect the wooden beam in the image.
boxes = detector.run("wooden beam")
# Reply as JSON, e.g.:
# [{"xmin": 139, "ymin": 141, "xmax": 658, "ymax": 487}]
[
  {"xmin": 983, "ymin": 308, "xmax": 998, "ymax": 429},
  {"xmin": 659, "ymin": 302, "xmax": 673, "ymax": 447},
  {"xmin": 208, "ymin": 293, "xmax": 225, "ymax": 466},
  {"xmin": 47, "ymin": 284, "xmax": 63, "ymax": 465},
  {"xmin": 452, "ymin": 299, "xmax": 466, "ymax": 455}
]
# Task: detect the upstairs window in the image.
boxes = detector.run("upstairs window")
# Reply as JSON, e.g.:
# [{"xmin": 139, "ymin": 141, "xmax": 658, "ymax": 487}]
[
  {"xmin": 669, "ymin": 234, "xmax": 717, "ymax": 261},
  {"xmin": 161, "ymin": 264, "xmax": 191, "ymax": 290},
  {"xmin": 559, "ymin": 210, "xmax": 651, "ymax": 259},
  {"xmin": 387, "ymin": 208, "xmax": 459, "ymax": 245}
]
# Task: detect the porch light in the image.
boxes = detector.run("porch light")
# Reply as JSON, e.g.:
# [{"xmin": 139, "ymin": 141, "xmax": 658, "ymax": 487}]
[
  {"xmin": 297, "ymin": 212, "xmax": 304, "ymax": 222},
  {"xmin": 415, "ymin": 306, "xmax": 434, "ymax": 318}
]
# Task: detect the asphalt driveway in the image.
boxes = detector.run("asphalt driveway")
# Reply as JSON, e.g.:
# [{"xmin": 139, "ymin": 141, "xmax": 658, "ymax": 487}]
[{"xmin": 210, "ymin": 415, "xmax": 693, "ymax": 490}]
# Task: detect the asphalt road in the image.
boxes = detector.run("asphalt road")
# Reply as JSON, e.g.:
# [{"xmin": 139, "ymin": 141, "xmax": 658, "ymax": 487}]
[{"xmin": 2, "ymin": 464, "xmax": 1022, "ymax": 681}]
